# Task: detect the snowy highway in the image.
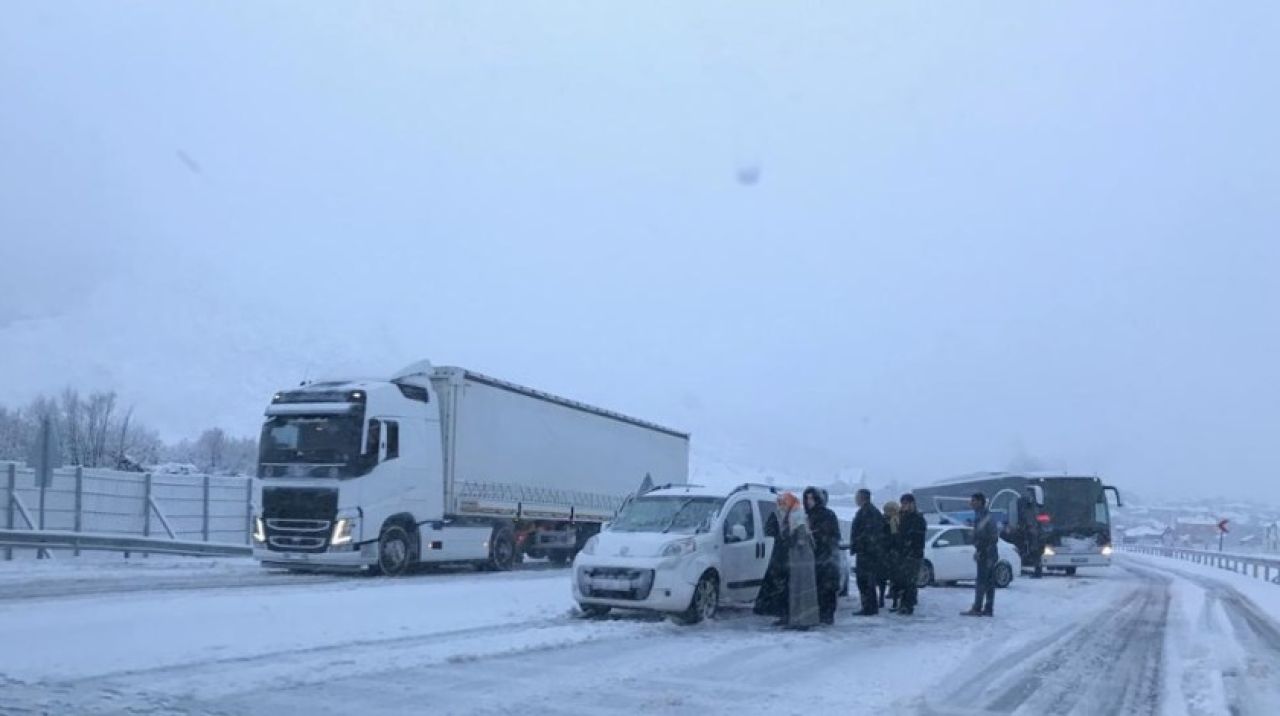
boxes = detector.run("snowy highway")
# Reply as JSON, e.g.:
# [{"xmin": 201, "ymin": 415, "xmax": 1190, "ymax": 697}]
[{"xmin": 2, "ymin": 555, "xmax": 1279, "ymax": 716}]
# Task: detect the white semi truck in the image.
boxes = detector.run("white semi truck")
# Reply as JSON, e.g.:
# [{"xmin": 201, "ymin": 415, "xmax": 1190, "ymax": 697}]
[{"xmin": 251, "ymin": 360, "xmax": 689, "ymax": 574}]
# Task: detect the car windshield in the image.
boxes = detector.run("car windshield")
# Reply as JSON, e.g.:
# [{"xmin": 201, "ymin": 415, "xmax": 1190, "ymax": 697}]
[{"xmin": 609, "ymin": 496, "xmax": 724, "ymax": 534}]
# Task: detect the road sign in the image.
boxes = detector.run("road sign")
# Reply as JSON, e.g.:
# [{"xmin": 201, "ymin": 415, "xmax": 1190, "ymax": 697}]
[{"xmin": 1218, "ymin": 519, "xmax": 1230, "ymax": 534}]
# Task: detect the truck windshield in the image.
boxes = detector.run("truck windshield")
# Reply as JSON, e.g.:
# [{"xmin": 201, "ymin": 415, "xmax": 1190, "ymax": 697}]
[
  {"xmin": 258, "ymin": 415, "xmax": 362, "ymax": 477},
  {"xmin": 610, "ymin": 496, "xmax": 723, "ymax": 534}
]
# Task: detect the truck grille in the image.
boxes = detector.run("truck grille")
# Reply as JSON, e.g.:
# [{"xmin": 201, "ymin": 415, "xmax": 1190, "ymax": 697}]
[
  {"xmin": 262, "ymin": 488, "xmax": 337, "ymax": 553},
  {"xmin": 579, "ymin": 567, "xmax": 655, "ymax": 601}
]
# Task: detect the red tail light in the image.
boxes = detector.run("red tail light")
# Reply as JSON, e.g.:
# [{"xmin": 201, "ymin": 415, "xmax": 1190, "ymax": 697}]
[{"xmin": 1036, "ymin": 514, "xmax": 1051, "ymax": 523}]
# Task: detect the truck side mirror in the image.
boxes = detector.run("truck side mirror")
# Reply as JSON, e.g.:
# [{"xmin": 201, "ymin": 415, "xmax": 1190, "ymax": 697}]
[{"xmin": 1030, "ymin": 486, "xmax": 1045, "ymax": 505}]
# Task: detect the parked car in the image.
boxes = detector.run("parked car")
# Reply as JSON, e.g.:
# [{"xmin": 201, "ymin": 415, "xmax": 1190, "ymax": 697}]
[
  {"xmin": 916, "ymin": 525, "xmax": 1022, "ymax": 589},
  {"xmin": 572, "ymin": 483, "xmax": 848, "ymax": 623}
]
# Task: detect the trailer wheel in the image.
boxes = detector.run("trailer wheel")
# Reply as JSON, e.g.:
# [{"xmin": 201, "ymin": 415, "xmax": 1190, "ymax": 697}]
[
  {"xmin": 377, "ymin": 524, "xmax": 414, "ymax": 577},
  {"xmin": 487, "ymin": 525, "xmax": 516, "ymax": 571}
]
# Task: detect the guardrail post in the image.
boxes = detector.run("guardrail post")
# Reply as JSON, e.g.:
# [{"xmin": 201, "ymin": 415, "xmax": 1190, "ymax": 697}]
[
  {"xmin": 74, "ymin": 467, "xmax": 83, "ymax": 557},
  {"xmin": 143, "ymin": 472, "xmax": 152, "ymax": 558},
  {"xmin": 4, "ymin": 464, "xmax": 13, "ymax": 561},
  {"xmin": 202, "ymin": 474, "xmax": 211, "ymax": 542}
]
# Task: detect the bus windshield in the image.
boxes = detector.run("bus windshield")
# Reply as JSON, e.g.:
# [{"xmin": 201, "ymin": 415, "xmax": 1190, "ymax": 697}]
[{"xmin": 1043, "ymin": 480, "xmax": 1108, "ymax": 532}]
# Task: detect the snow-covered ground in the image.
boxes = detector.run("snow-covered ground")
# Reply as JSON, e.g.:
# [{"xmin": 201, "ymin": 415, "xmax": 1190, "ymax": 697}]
[{"xmin": 1, "ymin": 554, "xmax": 1278, "ymax": 715}]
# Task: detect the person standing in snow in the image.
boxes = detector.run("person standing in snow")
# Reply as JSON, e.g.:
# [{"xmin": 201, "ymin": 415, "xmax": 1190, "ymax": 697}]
[
  {"xmin": 754, "ymin": 494, "xmax": 793, "ymax": 624},
  {"xmin": 881, "ymin": 500, "xmax": 902, "ymax": 611},
  {"xmin": 897, "ymin": 494, "xmax": 927, "ymax": 616},
  {"xmin": 803, "ymin": 487, "xmax": 842, "ymax": 625},
  {"xmin": 851, "ymin": 488, "xmax": 885, "ymax": 616},
  {"xmin": 1016, "ymin": 489, "xmax": 1045, "ymax": 579},
  {"xmin": 963, "ymin": 492, "xmax": 999, "ymax": 617},
  {"xmin": 783, "ymin": 492, "xmax": 820, "ymax": 629}
]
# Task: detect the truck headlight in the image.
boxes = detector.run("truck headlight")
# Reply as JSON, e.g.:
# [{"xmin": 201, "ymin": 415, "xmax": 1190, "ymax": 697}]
[
  {"xmin": 580, "ymin": 535, "xmax": 599, "ymax": 556},
  {"xmin": 331, "ymin": 517, "xmax": 357, "ymax": 546},
  {"xmin": 252, "ymin": 516, "xmax": 266, "ymax": 544},
  {"xmin": 1101, "ymin": 545, "xmax": 1113, "ymax": 557},
  {"xmin": 661, "ymin": 538, "xmax": 696, "ymax": 557},
  {"xmin": 1043, "ymin": 545, "xmax": 1055, "ymax": 557}
]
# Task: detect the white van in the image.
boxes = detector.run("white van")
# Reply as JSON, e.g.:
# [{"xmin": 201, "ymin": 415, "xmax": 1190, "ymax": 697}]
[{"xmin": 572, "ymin": 483, "xmax": 848, "ymax": 623}]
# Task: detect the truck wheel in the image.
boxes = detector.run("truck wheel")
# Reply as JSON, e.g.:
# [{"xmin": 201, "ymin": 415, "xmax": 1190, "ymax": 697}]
[
  {"xmin": 995, "ymin": 561, "xmax": 1014, "ymax": 588},
  {"xmin": 675, "ymin": 572, "xmax": 719, "ymax": 625},
  {"xmin": 917, "ymin": 561, "xmax": 934, "ymax": 588},
  {"xmin": 487, "ymin": 525, "xmax": 516, "ymax": 571},
  {"xmin": 378, "ymin": 524, "xmax": 414, "ymax": 577}
]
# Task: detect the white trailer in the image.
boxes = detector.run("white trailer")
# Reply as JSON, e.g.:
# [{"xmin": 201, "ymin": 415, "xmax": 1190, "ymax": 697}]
[{"xmin": 252, "ymin": 360, "xmax": 689, "ymax": 574}]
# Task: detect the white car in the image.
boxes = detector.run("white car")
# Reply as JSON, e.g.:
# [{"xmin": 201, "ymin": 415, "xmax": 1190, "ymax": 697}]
[
  {"xmin": 572, "ymin": 484, "xmax": 849, "ymax": 623},
  {"xmin": 916, "ymin": 525, "xmax": 1022, "ymax": 589}
]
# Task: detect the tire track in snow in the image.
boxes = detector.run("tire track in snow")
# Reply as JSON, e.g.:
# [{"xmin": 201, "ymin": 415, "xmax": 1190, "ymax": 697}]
[
  {"xmin": 1179, "ymin": 571, "xmax": 1280, "ymax": 715},
  {"xmin": 924, "ymin": 563, "xmax": 1171, "ymax": 716}
]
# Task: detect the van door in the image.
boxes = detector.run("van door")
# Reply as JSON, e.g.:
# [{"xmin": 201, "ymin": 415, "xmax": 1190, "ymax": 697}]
[{"xmin": 720, "ymin": 499, "xmax": 761, "ymax": 603}]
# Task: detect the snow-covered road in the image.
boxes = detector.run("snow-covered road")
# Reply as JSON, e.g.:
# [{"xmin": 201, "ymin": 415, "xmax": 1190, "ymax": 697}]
[{"xmin": 1, "ymin": 554, "xmax": 1277, "ymax": 715}]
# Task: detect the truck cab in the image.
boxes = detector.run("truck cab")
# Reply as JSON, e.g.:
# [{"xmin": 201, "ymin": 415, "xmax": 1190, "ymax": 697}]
[{"xmin": 252, "ymin": 378, "xmax": 444, "ymax": 573}]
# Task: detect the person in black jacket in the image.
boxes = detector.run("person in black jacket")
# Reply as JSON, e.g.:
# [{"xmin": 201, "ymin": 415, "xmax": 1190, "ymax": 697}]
[
  {"xmin": 753, "ymin": 500, "xmax": 791, "ymax": 624},
  {"xmin": 897, "ymin": 493, "xmax": 927, "ymax": 616},
  {"xmin": 963, "ymin": 492, "xmax": 1000, "ymax": 617},
  {"xmin": 803, "ymin": 487, "xmax": 841, "ymax": 625},
  {"xmin": 850, "ymin": 488, "xmax": 885, "ymax": 616}
]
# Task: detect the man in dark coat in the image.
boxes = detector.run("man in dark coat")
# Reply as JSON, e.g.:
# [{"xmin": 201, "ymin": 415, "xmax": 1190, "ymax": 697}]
[
  {"xmin": 1016, "ymin": 490, "xmax": 1044, "ymax": 579},
  {"xmin": 897, "ymin": 493, "xmax": 927, "ymax": 616},
  {"xmin": 963, "ymin": 492, "xmax": 999, "ymax": 617},
  {"xmin": 803, "ymin": 487, "xmax": 841, "ymax": 625},
  {"xmin": 850, "ymin": 488, "xmax": 885, "ymax": 616}
]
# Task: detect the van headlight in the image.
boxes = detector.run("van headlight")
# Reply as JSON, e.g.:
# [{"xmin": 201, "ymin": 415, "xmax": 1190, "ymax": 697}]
[
  {"xmin": 1043, "ymin": 545, "xmax": 1055, "ymax": 557},
  {"xmin": 661, "ymin": 538, "xmax": 697, "ymax": 557},
  {"xmin": 580, "ymin": 535, "xmax": 599, "ymax": 556},
  {"xmin": 252, "ymin": 515, "xmax": 266, "ymax": 544},
  {"xmin": 331, "ymin": 516, "xmax": 358, "ymax": 546},
  {"xmin": 1101, "ymin": 545, "xmax": 1113, "ymax": 557}
]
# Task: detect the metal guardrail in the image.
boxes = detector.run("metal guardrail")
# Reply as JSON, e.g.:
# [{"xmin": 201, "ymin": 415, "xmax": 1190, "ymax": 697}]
[
  {"xmin": 0, "ymin": 529, "xmax": 253, "ymax": 558},
  {"xmin": 1126, "ymin": 544, "xmax": 1280, "ymax": 585}
]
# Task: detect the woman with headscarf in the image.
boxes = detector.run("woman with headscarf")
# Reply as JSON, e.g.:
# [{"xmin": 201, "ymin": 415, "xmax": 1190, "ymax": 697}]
[
  {"xmin": 784, "ymin": 491, "xmax": 820, "ymax": 629},
  {"xmin": 753, "ymin": 493, "xmax": 792, "ymax": 624},
  {"xmin": 881, "ymin": 500, "xmax": 903, "ymax": 611}
]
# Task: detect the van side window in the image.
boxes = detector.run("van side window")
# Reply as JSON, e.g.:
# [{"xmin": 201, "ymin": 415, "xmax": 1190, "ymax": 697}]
[
  {"xmin": 385, "ymin": 421, "xmax": 399, "ymax": 460},
  {"xmin": 757, "ymin": 500, "xmax": 779, "ymax": 537},
  {"xmin": 723, "ymin": 500, "xmax": 755, "ymax": 543}
]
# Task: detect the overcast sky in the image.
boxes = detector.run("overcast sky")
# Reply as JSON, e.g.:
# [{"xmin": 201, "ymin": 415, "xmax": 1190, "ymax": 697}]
[{"xmin": 2, "ymin": 2, "xmax": 1277, "ymax": 501}]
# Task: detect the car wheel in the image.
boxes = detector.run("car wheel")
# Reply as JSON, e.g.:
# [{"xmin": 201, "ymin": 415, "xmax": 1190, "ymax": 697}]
[
  {"xmin": 486, "ymin": 525, "xmax": 516, "ymax": 571},
  {"xmin": 377, "ymin": 524, "xmax": 414, "ymax": 577},
  {"xmin": 579, "ymin": 604, "xmax": 611, "ymax": 618},
  {"xmin": 917, "ymin": 561, "xmax": 934, "ymax": 588},
  {"xmin": 995, "ymin": 561, "xmax": 1014, "ymax": 588},
  {"xmin": 676, "ymin": 572, "xmax": 719, "ymax": 625}
]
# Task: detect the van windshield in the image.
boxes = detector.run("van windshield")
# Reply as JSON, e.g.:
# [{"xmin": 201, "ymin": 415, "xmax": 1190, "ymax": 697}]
[{"xmin": 610, "ymin": 496, "xmax": 723, "ymax": 534}]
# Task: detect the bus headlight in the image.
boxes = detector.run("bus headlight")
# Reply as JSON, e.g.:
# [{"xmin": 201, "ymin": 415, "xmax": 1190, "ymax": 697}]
[
  {"xmin": 1101, "ymin": 545, "xmax": 1113, "ymax": 557},
  {"xmin": 252, "ymin": 515, "xmax": 266, "ymax": 544},
  {"xmin": 331, "ymin": 517, "xmax": 358, "ymax": 546},
  {"xmin": 1043, "ymin": 545, "xmax": 1055, "ymax": 557}
]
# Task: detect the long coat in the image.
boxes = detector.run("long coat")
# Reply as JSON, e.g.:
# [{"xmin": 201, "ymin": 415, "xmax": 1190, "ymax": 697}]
[
  {"xmin": 786, "ymin": 519, "xmax": 820, "ymax": 628},
  {"xmin": 753, "ymin": 513, "xmax": 790, "ymax": 617},
  {"xmin": 851, "ymin": 502, "xmax": 886, "ymax": 575}
]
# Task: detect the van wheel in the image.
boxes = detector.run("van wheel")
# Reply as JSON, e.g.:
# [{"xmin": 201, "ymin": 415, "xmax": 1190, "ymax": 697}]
[
  {"xmin": 917, "ymin": 561, "xmax": 935, "ymax": 588},
  {"xmin": 377, "ymin": 524, "xmax": 414, "ymax": 577},
  {"xmin": 995, "ymin": 561, "xmax": 1014, "ymax": 588},
  {"xmin": 579, "ymin": 604, "xmax": 611, "ymax": 618},
  {"xmin": 675, "ymin": 572, "xmax": 719, "ymax": 625},
  {"xmin": 487, "ymin": 525, "xmax": 516, "ymax": 571}
]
